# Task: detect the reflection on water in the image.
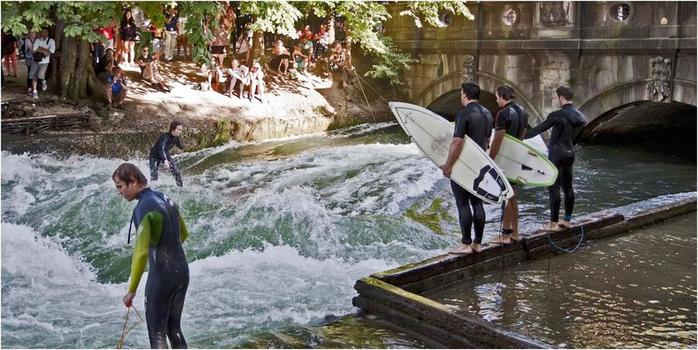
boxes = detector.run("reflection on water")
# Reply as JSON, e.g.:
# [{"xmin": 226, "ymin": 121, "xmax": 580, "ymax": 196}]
[{"xmin": 424, "ymin": 214, "xmax": 697, "ymax": 348}]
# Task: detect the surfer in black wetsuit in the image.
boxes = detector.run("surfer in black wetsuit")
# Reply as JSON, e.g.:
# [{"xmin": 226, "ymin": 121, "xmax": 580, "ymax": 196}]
[
  {"xmin": 525, "ymin": 86, "xmax": 587, "ymax": 231},
  {"xmin": 149, "ymin": 121, "xmax": 184, "ymax": 187},
  {"xmin": 489, "ymin": 85, "xmax": 530, "ymax": 244},
  {"xmin": 113, "ymin": 163, "xmax": 190, "ymax": 348},
  {"xmin": 440, "ymin": 82, "xmax": 494, "ymax": 254}
]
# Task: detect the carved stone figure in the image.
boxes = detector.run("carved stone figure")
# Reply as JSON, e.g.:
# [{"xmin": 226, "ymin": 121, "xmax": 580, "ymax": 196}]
[
  {"xmin": 462, "ymin": 55, "xmax": 476, "ymax": 84},
  {"xmin": 648, "ymin": 56, "xmax": 672, "ymax": 102},
  {"xmin": 540, "ymin": 2, "xmax": 569, "ymax": 27}
]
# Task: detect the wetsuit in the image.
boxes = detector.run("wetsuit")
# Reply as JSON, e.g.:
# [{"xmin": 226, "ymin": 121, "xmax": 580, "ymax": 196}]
[
  {"xmin": 494, "ymin": 101, "xmax": 530, "ymax": 235},
  {"xmin": 149, "ymin": 132, "xmax": 183, "ymax": 187},
  {"xmin": 495, "ymin": 101, "xmax": 529, "ymax": 140},
  {"xmin": 129, "ymin": 187, "xmax": 189, "ymax": 348},
  {"xmin": 452, "ymin": 102, "xmax": 493, "ymax": 245},
  {"xmin": 525, "ymin": 103, "xmax": 587, "ymax": 222}
]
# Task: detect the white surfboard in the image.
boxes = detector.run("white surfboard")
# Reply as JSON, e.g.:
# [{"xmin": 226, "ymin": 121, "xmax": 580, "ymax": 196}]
[
  {"xmin": 523, "ymin": 134, "xmax": 548, "ymax": 156},
  {"xmin": 490, "ymin": 133, "xmax": 558, "ymax": 187},
  {"xmin": 389, "ymin": 102, "xmax": 513, "ymax": 204}
]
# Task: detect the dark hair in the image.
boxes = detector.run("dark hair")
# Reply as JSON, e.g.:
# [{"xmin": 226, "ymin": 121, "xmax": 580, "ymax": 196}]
[
  {"xmin": 112, "ymin": 163, "xmax": 147, "ymax": 186},
  {"xmin": 121, "ymin": 9, "xmax": 135, "ymax": 27},
  {"xmin": 461, "ymin": 82, "xmax": 480, "ymax": 100},
  {"xmin": 496, "ymin": 85, "xmax": 515, "ymax": 100},
  {"xmin": 111, "ymin": 66, "xmax": 122, "ymax": 76},
  {"xmin": 556, "ymin": 86, "xmax": 573, "ymax": 101},
  {"xmin": 169, "ymin": 121, "xmax": 182, "ymax": 132}
]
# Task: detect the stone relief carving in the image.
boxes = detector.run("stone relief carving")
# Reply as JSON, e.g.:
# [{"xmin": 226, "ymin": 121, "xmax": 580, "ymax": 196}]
[
  {"xmin": 540, "ymin": 2, "xmax": 570, "ymax": 27},
  {"xmin": 648, "ymin": 56, "xmax": 672, "ymax": 102},
  {"xmin": 462, "ymin": 55, "xmax": 476, "ymax": 84}
]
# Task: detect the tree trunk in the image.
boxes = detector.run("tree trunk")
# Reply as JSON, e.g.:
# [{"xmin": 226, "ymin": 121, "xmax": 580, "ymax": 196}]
[
  {"xmin": 58, "ymin": 36, "xmax": 79, "ymax": 99},
  {"xmin": 249, "ymin": 30, "xmax": 264, "ymax": 67},
  {"xmin": 45, "ymin": 19, "xmax": 107, "ymax": 102}
]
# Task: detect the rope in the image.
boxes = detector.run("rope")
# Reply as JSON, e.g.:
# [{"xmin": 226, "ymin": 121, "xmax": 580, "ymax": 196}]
[
  {"xmin": 116, "ymin": 306, "xmax": 145, "ymax": 349},
  {"xmin": 356, "ymin": 75, "xmax": 390, "ymax": 103},
  {"xmin": 496, "ymin": 200, "xmax": 507, "ymax": 288},
  {"xmin": 353, "ymin": 69, "xmax": 376, "ymax": 120},
  {"xmin": 545, "ymin": 224, "xmax": 585, "ymax": 253}
]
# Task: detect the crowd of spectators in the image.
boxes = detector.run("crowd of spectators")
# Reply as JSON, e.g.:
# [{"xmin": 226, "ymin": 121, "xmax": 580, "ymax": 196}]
[{"xmin": 2, "ymin": 5, "xmax": 355, "ymax": 105}]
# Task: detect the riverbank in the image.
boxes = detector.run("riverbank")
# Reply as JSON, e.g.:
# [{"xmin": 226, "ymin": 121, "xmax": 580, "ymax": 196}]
[{"xmin": 1, "ymin": 57, "xmax": 394, "ymax": 157}]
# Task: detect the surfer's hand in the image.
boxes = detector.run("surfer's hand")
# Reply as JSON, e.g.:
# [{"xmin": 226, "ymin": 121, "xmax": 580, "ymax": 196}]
[
  {"xmin": 440, "ymin": 165, "xmax": 451, "ymax": 178},
  {"xmin": 164, "ymin": 160, "xmax": 171, "ymax": 168},
  {"xmin": 123, "ymin": 292, "xmax": 135, "ymax": 307}
]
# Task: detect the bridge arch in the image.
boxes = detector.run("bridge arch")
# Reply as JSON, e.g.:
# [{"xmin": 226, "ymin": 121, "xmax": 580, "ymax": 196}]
[
  {"xmin": 415, "ymin": 71, "xmax": 545, "ymax": 123},
  {"xmin": 579, "ymin": 80, "xmax": 697, "ymax": 141}
]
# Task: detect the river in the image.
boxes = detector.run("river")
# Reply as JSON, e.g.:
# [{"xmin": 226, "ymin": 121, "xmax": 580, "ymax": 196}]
[{"xmin": 1, "ymin": 122, "xmax": 695, "ymax": 348}]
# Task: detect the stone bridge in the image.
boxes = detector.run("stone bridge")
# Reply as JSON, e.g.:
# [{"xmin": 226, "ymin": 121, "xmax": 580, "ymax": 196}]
[{"xmin": 384, "ymin": 1, "xmax": 696, "ymax": 139}]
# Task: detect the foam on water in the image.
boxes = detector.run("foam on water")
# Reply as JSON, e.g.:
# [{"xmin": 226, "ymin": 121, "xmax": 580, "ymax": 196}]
[{"xmin": 2, "ymin": 123, "xmax": 695, "ymax": 347}]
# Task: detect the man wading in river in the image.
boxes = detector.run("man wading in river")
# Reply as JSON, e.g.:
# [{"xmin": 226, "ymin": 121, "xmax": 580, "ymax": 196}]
[
  {"xmin": 113, "ymin": 163, "xmax": 190, "ymax": 348},
  {"xmin": 525, "ymin": 86, "xmax": 587, "ymax": 231},
  {"xmin": 440, "ymin": 82, "xmax": 493, "ymax": 254},
  {"xmin": 149, "ymin": 121, "xmax": 184, "ymax": 187}
]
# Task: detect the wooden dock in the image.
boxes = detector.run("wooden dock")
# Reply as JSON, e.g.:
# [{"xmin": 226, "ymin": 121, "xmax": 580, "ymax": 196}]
[
  {"xmin": 353, "ymin": 197, "xmax": 696, "ymax": 348},
  {"xmin": 1, "ymin": 112, "xmax": 93, "ymax": 135}
]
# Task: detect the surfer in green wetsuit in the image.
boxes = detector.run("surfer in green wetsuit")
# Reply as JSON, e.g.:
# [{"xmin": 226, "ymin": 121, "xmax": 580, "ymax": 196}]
[
  {"xmin": 113, "ymin": 163, "xmax": 190, "ymax": 348},
  {"xmin": 441, "ymin": 82, "xmax": 493, "ymax": 254},
  {"xmin": 489, "ymin": 85, "xmax": 530, "ymax": 244}
]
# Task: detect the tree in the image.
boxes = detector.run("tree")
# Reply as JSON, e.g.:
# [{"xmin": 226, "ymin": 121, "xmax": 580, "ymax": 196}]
[
  {"xmin": 2, "ymin": 1, "xmax": 125, "ymax": 100},
  {"xmin": 239, "ymin": 1, "xmax": 302, "ymax": 67},
  {"xmin": 1, "ymin": 1, "xmax": 474, "ymax": 101}
]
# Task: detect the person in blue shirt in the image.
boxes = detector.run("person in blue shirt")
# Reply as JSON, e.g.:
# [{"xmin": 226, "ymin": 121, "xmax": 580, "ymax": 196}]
[{"xmin": 106, "ymin": 66, "xmax": 127, "ymax": 108}]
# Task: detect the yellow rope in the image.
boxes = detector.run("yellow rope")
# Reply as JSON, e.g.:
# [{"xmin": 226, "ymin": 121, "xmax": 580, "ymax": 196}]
[{"xmin": 116, "ymin": 306, "xmax": 145, "ymax": 349}]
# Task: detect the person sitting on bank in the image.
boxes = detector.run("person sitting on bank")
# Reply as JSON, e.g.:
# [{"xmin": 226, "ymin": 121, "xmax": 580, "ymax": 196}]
[
  {"xmin": 149, "ymin": 121, "xmax": 184, "ymax": 187},
  {"xmin": 525, "ymin": 86, "xmax": 588, "ymax": 231},
  {"xmin": 246, "ymin": 61, "xmax": 266, "ymax": 103},
  {"xmin": 225, "ymin": 59, "xmax": 249, "ymax": 98},
  {"xmin": 106, "ymin": 66, "xmax": 128, "ymax": 108},
  {"xmin": 112, "ymin": 163, "xmax": 190, "ymax": 348},
  {"xmin": 291, "ymin": 44, "xmax": 307, "ymax": 73},
  {"xmin": 136, "ymin": 46, "xmax": 170, "ymax": 92},
  {"xmin": 269, "ymin": 40, "xmax": 290, "ymax": 74}
]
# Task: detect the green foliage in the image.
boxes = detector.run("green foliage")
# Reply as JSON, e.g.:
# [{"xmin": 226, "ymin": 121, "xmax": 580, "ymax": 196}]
[
  {"xmin": 1, "ymin": 2, "xmax": 54, "ymax": 36},
  {"xmin": 1, "ymin": 1, "xmax": 122, "ymax": 42},
  {"xmin": 1, "ymin": 0, "xmax": 474, "ymax": 88},
  {"xmin": 240, "ymin": 1, "xmax": 302, "ymax": 38},
  {"xmin": 399, "ymin": 1, "xmax": 474, "ymax": 28},
  {"xmin": 178, "ymin": 1, "xmax": 219, "ymax": 64}
]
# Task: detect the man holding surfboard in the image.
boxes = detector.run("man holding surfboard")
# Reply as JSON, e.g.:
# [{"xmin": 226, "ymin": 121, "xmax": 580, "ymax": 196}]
[
  {"xmin": 489, "ymin": 85, "xmax": 530, "ymax": 244},
  {"xmin": 440, "ymin": 82, "xmax": 494, "ymax": 254},
  {"xmin": 525, "ymin": 86, "xmax": 588, "ymax": 231}
]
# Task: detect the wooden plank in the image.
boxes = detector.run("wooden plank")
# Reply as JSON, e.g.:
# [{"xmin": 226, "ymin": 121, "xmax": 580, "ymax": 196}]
[
  {"xmin": 524, "ymin": 212, "xmax": 624, "ymax": 249},
  {"xmin": 354, "ymin": 277, "xmax": 552, "ymax": 349},
  {"xmin": 373, "ymin": 241, "xmax": 525, "ymax": 287},
  {"xmin": 353, "ymin": 296, "xmax": 473, "ymax": 348},
  {"xmin": 625, "ymin": 198, "xmax": 696, "ymax": 229},
  {"xmin": 1, "ymin": 112, "xmax": 91, "ymax": 122},
  {"xmin": 401, "ymin": 249, "xmax": 528, "ymax": 294}
]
